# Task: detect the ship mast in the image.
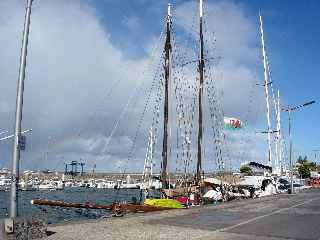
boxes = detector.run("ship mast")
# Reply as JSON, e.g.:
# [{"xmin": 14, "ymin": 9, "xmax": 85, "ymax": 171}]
[
  {"xmin": 196, "ymin": 0, "xmax": 205, "ymax": 182},
  {"xmin": 276, "ymin": 90, "xmax": 282, "ymax": 172},
  {"xmin": 161, "ymin": 3, "xmax": 172, "ymax": 188},
  {"xmin": 259, "ymin": 13, "xmax": 272, "ymax": 167}
]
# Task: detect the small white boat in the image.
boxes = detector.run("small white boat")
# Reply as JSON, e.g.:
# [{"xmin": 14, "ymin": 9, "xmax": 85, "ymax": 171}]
[
  {"xmin": 120, "ymin": 183, "xmax": 140, "ymax": 189},
  {"xmin": 96, "ymin": 180, "xmax": 116, "ymax": 189},
  {"xmin": 55, "ymin": 181, "xmax": 64, "ymax": 190},
  {"xmin": 39, "ymin": 181, "xmax": 56, "ymax": 191},
  {"xmin": 19, "ymin": 181, "xmax": 38, "ymax": 191},
  {"xmin": 105, "ymin": 180, "xmax": 116, "ymax": 189},
  {"xmin": 203, "ymin": 189, "xmax": 222, "ymax": 201},
  {"xmin": 88, "ymin": 179, "xmax": 97, "ymax": 188},
  {"xmin": 0, "ymin": 175, "xmax": 11, "ymax": 191},
  {"xmin": 140, "ymin": 179, "xmax": 162, "ymax": 190},
  {"xmin": 64, "ymin": 181, "xmax": 74, "ymax": 188}
]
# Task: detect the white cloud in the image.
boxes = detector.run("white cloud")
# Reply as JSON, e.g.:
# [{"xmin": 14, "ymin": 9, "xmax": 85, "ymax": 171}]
[
  {"xmin": 0, "ymin": 0, "xmax": 271, "ymax": 172},
  {"xmin": 0, "ymin": 0, "xmax": 148, "ymax": 171}
]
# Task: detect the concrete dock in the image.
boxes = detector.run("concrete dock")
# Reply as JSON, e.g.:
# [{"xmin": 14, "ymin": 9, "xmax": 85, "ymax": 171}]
[{"xmin": 42, "ymin": 189, "xmax": 320, "ymax": 240}]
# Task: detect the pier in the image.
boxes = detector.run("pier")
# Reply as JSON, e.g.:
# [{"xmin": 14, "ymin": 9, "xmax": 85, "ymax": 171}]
[{"xmin": 41, "ymin": 189, "xmax": 320, "ymax": 240}]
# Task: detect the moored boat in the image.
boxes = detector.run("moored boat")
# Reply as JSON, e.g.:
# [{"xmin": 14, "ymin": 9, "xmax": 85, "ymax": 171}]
[{"xmin": 144, "ymin": 199, "xmax": 183, "ymax": 209}]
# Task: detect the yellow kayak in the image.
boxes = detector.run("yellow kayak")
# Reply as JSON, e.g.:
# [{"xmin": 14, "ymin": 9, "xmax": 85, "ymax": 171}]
[{"xmin": 144, "ymin": 199, "xmax": 183, "ymax": 209}]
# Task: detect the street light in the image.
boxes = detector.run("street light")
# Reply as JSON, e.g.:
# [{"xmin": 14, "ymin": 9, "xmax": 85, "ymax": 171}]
[
  {"xmin": 282, "ymin": 100, "xmax": 315, "ymax": 194},
  {"xmin": 9, "ymin": 0, "xmax": 34, "ymax": 219}
]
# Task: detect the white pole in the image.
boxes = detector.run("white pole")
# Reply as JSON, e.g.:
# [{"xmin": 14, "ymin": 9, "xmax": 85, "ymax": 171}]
[
  {"xmin": 288, "ymin": 110, "xmax": 294, "ymax": 193},
  {"xmin": 143, "ymin": 127, "xmax": 153, "ymax": 189},
  {"xmin": 277, "ymin": 90, "xmax": 282, "ymax": 173},
  {"xmin": 200, "ymin": 0, "xmax": 203, "ymax": 17},
  {"xmin": 150, "ymin": 128, "xmax": 153, "ymax": 178},
  {"xmin": 266, "ymin": 57, "xmax": 278, "ymax": 170},
  {"xmin": 10, "ymin": 0, "xmax": 33, "ymax": 218},
  {"xmin": 259, "ymin": 13, "xmax": 272, "ymax": 167},
  {"xmin": 168, "ymin": 3, "xmax": 171, "ymax": 17}
]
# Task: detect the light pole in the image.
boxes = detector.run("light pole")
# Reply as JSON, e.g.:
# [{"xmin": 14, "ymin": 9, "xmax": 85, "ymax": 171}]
[
  {"xmin": 282, "ymin": 100, "xmax": 315, "ymax": 194},
  {"xmin": 10, "ymin": 0, "xmax": 33, "ymax": 218}
]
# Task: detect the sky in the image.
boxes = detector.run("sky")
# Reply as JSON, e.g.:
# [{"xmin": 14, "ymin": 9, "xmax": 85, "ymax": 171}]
[{"xmin": 0, "ymin": 0, "xmax": 319, "ymax": 173}]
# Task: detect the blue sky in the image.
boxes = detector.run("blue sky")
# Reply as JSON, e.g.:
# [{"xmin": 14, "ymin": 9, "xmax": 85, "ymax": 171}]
[
  {"xmin": 0, "ymin": 0, "xmax": 319, "ymax": 172},
  {"xmin": 246, "ymin": 0, "xmax": 320, "ymax": 160}
]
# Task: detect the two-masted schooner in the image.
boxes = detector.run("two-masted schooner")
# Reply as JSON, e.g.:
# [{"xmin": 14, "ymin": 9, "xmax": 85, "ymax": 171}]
[
  {"xmin": 141, "ymin": 0, "xmax": 218, "ymax": 205},
  {"xmin": 32, "ymin": 0, "xmax": 221, "ymax": 213}
]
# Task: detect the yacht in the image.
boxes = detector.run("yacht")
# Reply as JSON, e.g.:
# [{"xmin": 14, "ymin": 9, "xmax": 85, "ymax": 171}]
[
  {"xmin": 96, "ymin": 180, "xmax": 116, "ymax": 189},
  {"xmin": 0, "ymin": 175, "xmax": 11, "ymax": 191},
  {"xmin": 38, "ymin": 180, "xmax": 56, "ymax": 191}
]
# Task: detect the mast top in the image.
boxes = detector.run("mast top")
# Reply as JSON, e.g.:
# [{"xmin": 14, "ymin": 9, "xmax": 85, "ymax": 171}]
[
  {"xmin": 259, "ymin": 12, "xmax": 263, "ymax": 27},
  {"xmin": 200, "ymin": 0, "xmax": 203, "ymax": 18},
  {"xmin": 168, "ymin": 3, "xmax": 171, "ymax": 17}
]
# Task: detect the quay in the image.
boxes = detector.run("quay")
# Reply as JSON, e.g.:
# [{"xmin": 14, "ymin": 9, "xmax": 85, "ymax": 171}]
[{"xmin": 41, "ymin": 189, "xmax": 320, "ymax": 240}]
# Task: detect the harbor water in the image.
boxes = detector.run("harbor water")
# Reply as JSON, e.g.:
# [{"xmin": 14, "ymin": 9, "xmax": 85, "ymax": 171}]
[{"xmin": 0, "ymin": 188, "xmax": 142, "ymax": 224}]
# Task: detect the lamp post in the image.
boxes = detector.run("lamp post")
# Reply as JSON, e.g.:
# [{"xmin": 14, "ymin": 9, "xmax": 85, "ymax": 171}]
[
  {"xmin": 10, "ymin": 0, "xmax": 33, "ymax": 218},
  {"xmin": 282, "ymin": 100, "xmax": 315, "ymax": 194}
]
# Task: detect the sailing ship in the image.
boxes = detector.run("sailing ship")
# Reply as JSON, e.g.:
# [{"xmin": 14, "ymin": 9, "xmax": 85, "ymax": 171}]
[
  {"xmin": 31, "ymin": 0, "xmax": 219, "ymax": 212},
  {"xmin": 142, "ymin": 0, "xmax": 204, "ymax": 202},
  {"xmin": 32, "ymin": 0, "xmax": 298, "ymax": 216}
]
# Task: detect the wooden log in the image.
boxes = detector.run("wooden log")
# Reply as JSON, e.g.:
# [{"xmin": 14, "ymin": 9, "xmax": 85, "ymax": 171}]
[
  {"xmin": 30, "ymin": 199, "xmax": 173, "ymax": 213},
  {"xmin": 31, "ymin": 199, "xmax": 113, "ymax": 210}
]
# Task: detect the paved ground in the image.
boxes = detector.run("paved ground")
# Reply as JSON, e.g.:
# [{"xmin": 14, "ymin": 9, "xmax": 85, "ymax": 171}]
[{"xmin": 42, "ymin": 188, "xmax": 320, "ymax": 240}]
